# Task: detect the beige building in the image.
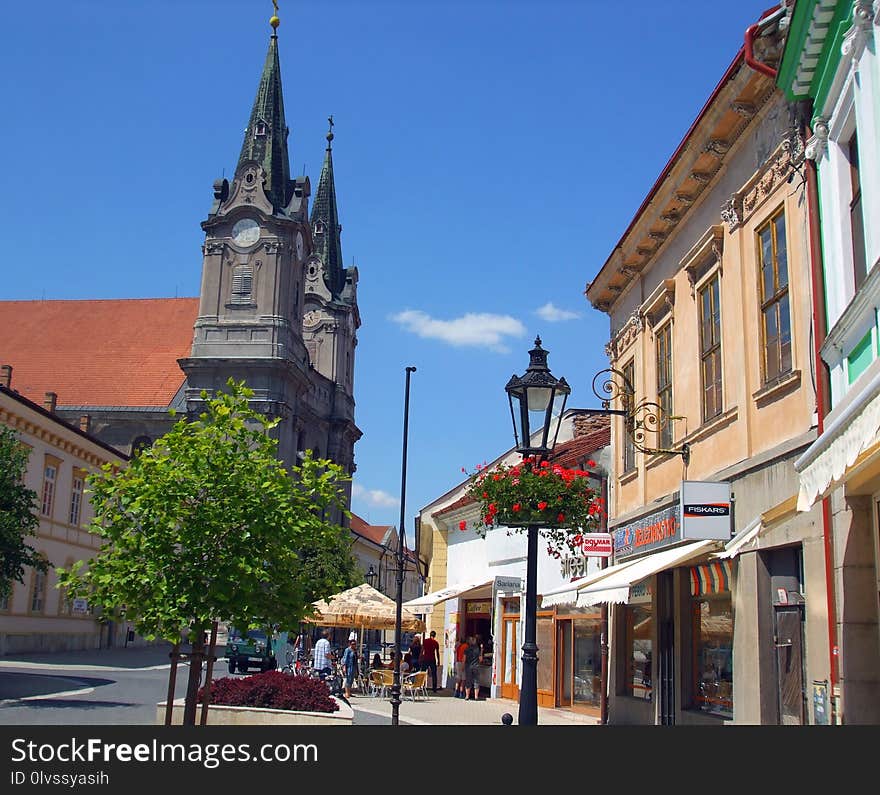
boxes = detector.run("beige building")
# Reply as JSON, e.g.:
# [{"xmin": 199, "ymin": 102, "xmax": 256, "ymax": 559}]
[
  {"xmin": 585, "ymin": 12, "xmax": 831, "ymax": 724},
  {"xmin": 0, "ymin": 375, "xmax": 131, "ymax": 655}
]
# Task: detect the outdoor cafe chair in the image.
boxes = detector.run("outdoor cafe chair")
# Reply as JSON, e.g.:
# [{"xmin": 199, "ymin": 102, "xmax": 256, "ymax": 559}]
[{"xmin": 402, "ymin": 670, "xmax": 428, "ymax": 701}]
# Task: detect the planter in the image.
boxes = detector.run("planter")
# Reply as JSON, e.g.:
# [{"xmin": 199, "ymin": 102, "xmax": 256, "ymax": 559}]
[{"xmin": 156, "ymin": 696, "xmax": 353, "ymax": 726}]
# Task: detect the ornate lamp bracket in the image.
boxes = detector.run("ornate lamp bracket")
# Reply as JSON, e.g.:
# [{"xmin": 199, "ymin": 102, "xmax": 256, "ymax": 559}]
[{"xmin": 591, "ymin": 367, "xmax": 691, "ymax": 466}]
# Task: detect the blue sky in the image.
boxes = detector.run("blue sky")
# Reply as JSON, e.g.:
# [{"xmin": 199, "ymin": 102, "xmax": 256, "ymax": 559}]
[{"xmin": 1, "ymin": 0, "xmax": 775, "ymax": 544}]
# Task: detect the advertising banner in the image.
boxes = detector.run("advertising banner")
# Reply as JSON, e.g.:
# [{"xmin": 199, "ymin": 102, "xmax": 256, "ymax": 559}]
[{"xmin": 681, "ymin": 480, "xmax": 732, "ymax": 540}]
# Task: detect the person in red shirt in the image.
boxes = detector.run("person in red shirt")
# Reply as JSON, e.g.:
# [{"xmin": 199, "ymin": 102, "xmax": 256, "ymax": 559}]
[
  {"xmin": 454, "ymin": 637, "xmax": 468, "ymax": 698},
  {"xmin": 420, "ymin": 629, "xmax": 441, "ymax": 692}
]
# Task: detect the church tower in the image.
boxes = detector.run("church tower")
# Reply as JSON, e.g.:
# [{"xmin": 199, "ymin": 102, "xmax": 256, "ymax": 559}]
[{"xmin": 179, "ymin": 10, "xmax": 360, "ymax": 484}]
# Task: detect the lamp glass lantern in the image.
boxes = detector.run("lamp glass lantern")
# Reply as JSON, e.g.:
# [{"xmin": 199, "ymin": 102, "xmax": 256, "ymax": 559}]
[
  {"xmin": 365, "ymin": 565, "xmax": 377, "ymax": 588},
  {"xmin": 505, "ymin": 337, "xmax": 570, "ymax": 459}
]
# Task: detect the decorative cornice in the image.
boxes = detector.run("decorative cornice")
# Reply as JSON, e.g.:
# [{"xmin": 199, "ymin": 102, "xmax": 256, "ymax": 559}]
[
  {"xmin": 674, "ymin": 191, "xmax": 695, "ymax": 206},
  {"xmin": 720, "ymin": 195, "xmax": 741, "ymax": 231},
  {"xmin": 690, "ymin": 171, "xmax": 712, "ymax": 184},
  {"xmin": 732, "ymin": 101, "xmax": 756, "ymax": 118},
  {"xmin": 702, "ymin": 139, "xmax": 731, "ymax": 157},
  {"xmin": 605, "ymin": 311, "xmax": 644, "ymax": 360},
  {"xmin": 805, "ymin": 116, "xmax": 829, "ymax": 162}
]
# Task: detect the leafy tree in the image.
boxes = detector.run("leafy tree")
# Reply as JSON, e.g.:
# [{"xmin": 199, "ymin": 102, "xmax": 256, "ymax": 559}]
[
  {"xmin": 58, "ymin": 379, "xmax": 357, "ymax": 724},
  {"xmin": 0, "ymin": 424, "xmax": 49, "ymax": 603}
]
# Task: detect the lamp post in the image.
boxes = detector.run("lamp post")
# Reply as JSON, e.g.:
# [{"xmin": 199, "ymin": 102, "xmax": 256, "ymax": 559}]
[
  {"xmin": 391, "ymin": 365, "xmax": 416, "ymax": 726},
  {"xmin": 365, "ymin": 565, "xmax": 377, "ymax": 663},
  {"xmin": 505, "ymin": 337, "xmax": 570, "ymax": 726}
]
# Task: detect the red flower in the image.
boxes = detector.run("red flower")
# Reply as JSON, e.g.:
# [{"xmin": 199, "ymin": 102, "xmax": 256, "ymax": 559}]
[
  {"xmin": 537, "ymin": 501, "xmax": 548, "ymax": 511},
  {"xmin": 557, "ymin": 513, "xmax": 565, "ymax": 522},
  {"xmin": 541, "ymin": 461, "xmax": 550, "ymax": 467},
  {"xmin": 587, "ymin": 460, "xmax": 596, "ymax": 468},
  {"xmin": 459, "ymin": 520, "xmax": 467, "ymax": 531},
  {"xmin": 512, "ymin": 503, "xmax": 521, "ymax": 512}
]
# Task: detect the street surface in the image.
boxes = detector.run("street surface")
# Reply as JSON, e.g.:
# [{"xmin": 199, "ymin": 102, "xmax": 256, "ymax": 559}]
[{"xmin": 0, "ymin": 644, "xmax": 596, "ymax": 726}]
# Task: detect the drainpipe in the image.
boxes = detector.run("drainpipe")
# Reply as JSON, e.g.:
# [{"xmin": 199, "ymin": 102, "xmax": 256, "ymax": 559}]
[
  {"xmin": 744, "ymin": 5, "xmax": 786, "ymax": 79},
  {"xmin": 803, "ymin": 112, "xmax": 840, "ymax": 722}
]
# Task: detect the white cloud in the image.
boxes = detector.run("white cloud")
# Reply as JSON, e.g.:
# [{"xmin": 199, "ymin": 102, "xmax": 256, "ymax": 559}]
[
  {"xmin": 390, "ymin": 309, "xmax": 526, "ymax": 353},
  {"xmin": 352, "ymin": 483, "xmax": 399, "ymax": 508},
  {"xmin": 535, "ymin": 302, "xmax": 581, "ymax": 322}
]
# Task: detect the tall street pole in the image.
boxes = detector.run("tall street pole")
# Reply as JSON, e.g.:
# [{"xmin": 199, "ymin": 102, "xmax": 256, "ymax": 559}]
[
  {"xmin": 391, "ymin": 365, "xmax": 416, "ymax": 726},
  {"xmin": 518, "ymin": 520, "xmax": 539, "ymax": 726}
]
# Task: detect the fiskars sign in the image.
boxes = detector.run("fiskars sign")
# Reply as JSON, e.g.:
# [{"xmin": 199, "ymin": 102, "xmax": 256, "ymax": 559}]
[{"xmin": 614, "ymin": 480, "xmax": 731, "ymax": 561}]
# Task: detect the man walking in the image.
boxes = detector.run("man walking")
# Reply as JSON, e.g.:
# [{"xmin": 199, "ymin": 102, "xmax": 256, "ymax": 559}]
[
  {"xmin": 313, "ymin": 629, "xmax": 333, "ymax": 679},
  {"xmin": 420, "ymin": 629, "xmax": 441, "ymax": 692}
]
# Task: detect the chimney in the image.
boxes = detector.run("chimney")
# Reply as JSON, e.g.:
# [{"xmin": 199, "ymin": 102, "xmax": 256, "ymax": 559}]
[
  {"xmin": 79, "ymin": 415, "xmax": 92, "ymax": 434},
  {"xmin": 43, "ymin": 391, "xmax": 58, "ymax": 413},
  {"xmin": 0, "ymin": 364, "xmax": 11, "ymax": 389}
]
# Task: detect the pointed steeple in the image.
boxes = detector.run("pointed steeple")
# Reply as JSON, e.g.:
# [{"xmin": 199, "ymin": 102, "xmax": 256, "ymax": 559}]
[
  {"xmin": 310, "ymin": 117, "xmax": 345, "ymax": 297},
  {"xmin": 237, "ymin": 17, "xmax": 291, "ymax": 211}
]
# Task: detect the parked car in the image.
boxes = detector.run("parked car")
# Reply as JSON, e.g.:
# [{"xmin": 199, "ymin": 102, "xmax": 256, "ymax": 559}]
[{"xmin": 223, "ymin": 627, "xmax": 286, "ymax": 674}]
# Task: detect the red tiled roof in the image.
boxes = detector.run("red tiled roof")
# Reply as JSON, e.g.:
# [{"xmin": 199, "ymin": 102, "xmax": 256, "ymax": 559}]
[
  {"xmin": 349, "ymin": 512, "xmax": 393, "ymax": 546},
  {"xmin": 0, "ymin": 298, "xmax": 198, "ymax": 407}
]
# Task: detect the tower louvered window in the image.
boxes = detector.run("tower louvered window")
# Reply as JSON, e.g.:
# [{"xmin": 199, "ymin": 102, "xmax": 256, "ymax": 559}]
[{"xmin": 232, "ymin": 265, "xmax": 254, "ymax": 304}]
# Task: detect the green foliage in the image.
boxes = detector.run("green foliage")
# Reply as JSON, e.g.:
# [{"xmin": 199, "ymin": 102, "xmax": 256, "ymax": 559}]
[
  {"xmin": 0, "ymin": 424, "xmax": 49, "ymax": 602},
  {"xmin": 462, "ymin": 455, "xmax": 605, "ymax": 558},
  {"xmin": 57, "ymin": 379, "xmax": 357, "ymax": 642}
]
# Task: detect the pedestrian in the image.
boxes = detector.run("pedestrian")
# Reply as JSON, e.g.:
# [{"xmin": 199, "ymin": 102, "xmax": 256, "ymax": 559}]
[
  {"xmin": 420, "ymin": 629, "xmax": 441, "ymax": 691},
  {"xmin": 401, "ymin": 652, "xmax": 413, "ymax": 674},
  {"xmin": 408, "ymin": 634, "xmax": 421, "ymax": 669},
  {"xmin": 454, "ymin": 636, "xmax": 468, "ymax": 698},
  {"xmin": 313, "ymin": 629, "xmax": 333, "ymax": 678},
  {"xmin": 464, "ymin": 635, "xmax": 482, "ymax": 700},
  {"xmin": 372, "ymin": 652, "xmax": 383, "ymax": 670},
  {"xmin": 341, "ymin": 638, "xmax": 359, "ymax": 699}
]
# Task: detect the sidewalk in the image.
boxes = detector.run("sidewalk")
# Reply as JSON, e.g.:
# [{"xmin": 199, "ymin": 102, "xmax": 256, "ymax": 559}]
[{"xmin": 348, "ymin": 685, "xmax": 600, "ymax": 726}]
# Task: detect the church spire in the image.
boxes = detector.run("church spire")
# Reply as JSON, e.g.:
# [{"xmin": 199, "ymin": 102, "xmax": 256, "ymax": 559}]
[
  {"xmin": 237, "ymin": 6, "xmax": 291, "ymax": 211},
  {"xmin": 310, "ymin": 116, "xmax": 345, "ymax": 297}
]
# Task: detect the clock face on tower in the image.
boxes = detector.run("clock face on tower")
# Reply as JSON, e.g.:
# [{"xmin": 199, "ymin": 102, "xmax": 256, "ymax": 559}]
[{"xmin": 231, "ymin": 217, "xmax": 260, "ymax": 248}]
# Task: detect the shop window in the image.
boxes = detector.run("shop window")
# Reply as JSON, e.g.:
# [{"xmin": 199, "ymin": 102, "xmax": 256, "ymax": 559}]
[
  {"xmin": 69, "ymin": 470, "xmax": 84, "ymax": 526},
  {"xmin": 699, "ymin": 272, "xmax": 723, "ymax": 421},
  {"xmin": 757, "ymin": 210, "xmax": 792, "ymax": 383},
  {"xmin": 573, "ymin": 617, "xmax": 602, "ymax": 707},
  {"xmin": 656, "ymin": 323, "xmax": 673, "ymax": 448},
  {"xmin": 624, "ymin": 604, "xmax": 652, "ymax": 699},
  {"xmin": 41, "ymin": 458, "xmax": 58, "ymax": 517},
  {"xmin": 30, "ymin": 569, "xmax": 47, "ymax": 614},
  {"xmin": 536, "ymin": 616, "xmax": 554, "ymax": 693},
  {"xmin": 691, "ymin": 595, "xmax": 734, "ymax": 719}
]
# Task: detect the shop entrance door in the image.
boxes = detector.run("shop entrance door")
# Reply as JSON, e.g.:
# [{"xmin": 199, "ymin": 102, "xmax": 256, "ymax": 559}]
[
  {"xmin": 557, "ymin": 620, "xmax": 572, "ymax": 707},
  {"xmin": 775, "ymin": 605, "xmax": 806, "ymax": 725},
  {"xmin": 657, "ymin": 571, "xmax": 675, "ymax": 725},
  {"xmin": 501, "ymin": 617, "xmax": 519, "ymax": 701}
]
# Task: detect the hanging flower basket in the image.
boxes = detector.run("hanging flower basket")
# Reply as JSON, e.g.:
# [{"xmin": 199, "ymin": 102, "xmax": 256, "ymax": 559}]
[{"xmin": 460, "ymin": 456, "xmax": 605, "ymax": 558}]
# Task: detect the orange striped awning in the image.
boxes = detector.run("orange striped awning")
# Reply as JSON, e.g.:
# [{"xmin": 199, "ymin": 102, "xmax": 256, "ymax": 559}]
[{"xmin": 690, "ymin": 560, "xmax": 733, "ymax": 596}]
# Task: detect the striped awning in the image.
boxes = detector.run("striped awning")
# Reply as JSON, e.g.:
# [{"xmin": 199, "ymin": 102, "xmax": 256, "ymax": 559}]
[{"xmin": 690, "ymin": 560, "xmax": 733, "ymax": 596}]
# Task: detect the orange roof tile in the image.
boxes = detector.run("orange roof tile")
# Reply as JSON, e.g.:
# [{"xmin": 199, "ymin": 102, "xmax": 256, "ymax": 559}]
[
  {"xmin": 0, "ymin": 298, "xmax": 198, "ymax": 407},
  {"xmin": 350, "ymin": 512, "xmax": 393, "ymax": 546}
]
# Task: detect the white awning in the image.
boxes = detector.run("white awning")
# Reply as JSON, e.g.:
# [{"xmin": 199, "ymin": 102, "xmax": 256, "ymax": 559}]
[
  {"xmin": 402, "ymin": 579, "xmax": 493, "ymax": 611},
  {"xmin": 795, "ymin": 372, "xmax": 880, "ymax": 511},
  {"xmin": 577, "ymin": 540, "xmax": 720, "ymax": 607},
  {"xmin": 714, "ymin": 516, "xmax": 762, "ymax": 560},
  {"xmin": 540, "ymin": 559, "xmax": 643, "ymax": 608}
]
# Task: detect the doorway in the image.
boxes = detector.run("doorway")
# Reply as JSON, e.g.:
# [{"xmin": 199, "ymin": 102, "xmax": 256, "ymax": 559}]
[
  {"xmin": 657, "ymin": 571, "xmax": 675, "ymax": 725},
  {"xmin": 501, "ymin": 616, "xmax": 519, "ymax": 701},
  {"xmin": 774, "ymin": 606, "xmax": 806, "ymax": 725}
]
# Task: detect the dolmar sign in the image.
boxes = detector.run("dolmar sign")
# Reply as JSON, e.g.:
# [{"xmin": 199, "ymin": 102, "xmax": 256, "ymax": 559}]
[{"xmin": 579, "ymin": 533, "xmax": 613, "ymax": 557}]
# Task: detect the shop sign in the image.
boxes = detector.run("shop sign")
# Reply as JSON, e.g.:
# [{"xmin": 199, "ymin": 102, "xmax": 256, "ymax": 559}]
[
  {"xmin": 614, "ymin": 503, "xmax": 679, "ymax": 560},
  {"xmin": 629, "ymin": 581, "xmax": 652, "ymax": 604},
  {"xmin": 681, "ymin": 480, "xmax": 731, "ymax": 540},
  {"xmin": 580, "ymin": 533, "xmax": 613, "ymax": 557},
  {"xmin": 466, "ymin": 601, "xmax": 491, "ymax": 615},
  {"xmin": 72, "ymin": 598, "xmax": 89, "ymax": 614},
  {"xmin": 493, "ymin": 576, "xmax": 522, "ymax": 594}
]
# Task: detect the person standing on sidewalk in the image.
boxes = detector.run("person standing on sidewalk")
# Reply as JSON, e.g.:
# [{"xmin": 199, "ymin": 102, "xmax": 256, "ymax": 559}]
[
  {"xmin": 420, "ymin": 629, "xmax": 441, "ymax": 692},
  {"xmin": 313, "ymin": 629, "xmax": 333, "ymax": 678},
  {"xmin": 454, "ymin": 637, "xmax": 468, "ymax": 698}
]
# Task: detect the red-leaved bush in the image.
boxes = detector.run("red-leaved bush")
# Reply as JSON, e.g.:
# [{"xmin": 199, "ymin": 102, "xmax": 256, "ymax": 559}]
[{"xmin": 199, "ymin": 671, "xmax": 339, "ymax": 713}]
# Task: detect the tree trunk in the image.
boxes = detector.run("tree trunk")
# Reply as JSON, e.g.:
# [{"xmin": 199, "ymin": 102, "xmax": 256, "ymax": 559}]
[{"xmin": 182, "ymin": 630, "xmax": 205, "ymax": 726}]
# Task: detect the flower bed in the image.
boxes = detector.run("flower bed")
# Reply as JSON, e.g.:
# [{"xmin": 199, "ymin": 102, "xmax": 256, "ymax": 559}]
[{"xmin": 199, "ymin": 671, "xmax": 339, "ymax": 712}]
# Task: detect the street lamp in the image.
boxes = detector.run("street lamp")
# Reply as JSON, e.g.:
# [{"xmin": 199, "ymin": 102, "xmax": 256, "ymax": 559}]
[
  {"xmin": 505, "ymin": 337, "xmax": 570, "ymax": 726},
  {"xmin": 391, "ymin": 365, "xmax": 416, "ymax": 726},
  {"xmin": 365, "ymin": 565, "xmax": 377, "ymax": 588}
]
